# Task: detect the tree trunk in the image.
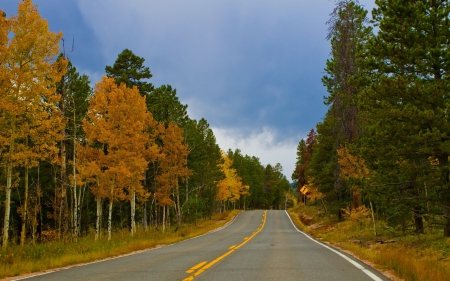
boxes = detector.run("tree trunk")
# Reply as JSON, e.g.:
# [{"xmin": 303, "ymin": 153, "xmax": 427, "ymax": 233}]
[
  {"xmin": 107, "ymin": 177, "xmax": 115, "ymax": 241},
  {"xmin": 95, "ymin": 198, "xmax": 101, "ymax": 241},
  {"xmin": 444, "ymin": 200, "xmax": 450, "ymax": 237},
  {"xmin": 108, "ymin": 199, "xmax": 113, "ymax": 241},
  {"xmin": 3, "ymin": 163, "xmax": 13, "ymax": 248},
  {"xmin": 185, "ymin": 156, "xmax": 189, "ymax": 202},
  {"xmin": 142, "ymin": 201, "xmax": 147, "ymax": 232},
  {"xmin": 73, "ymin": 122, "xmax": 79, "ymax": 240},
  {"xmin": 20, "ymin": 166, "xmax": 29, "ymax": 246},
  {"xmin": 176, "ymin": 182, "xmax": 181, "ymax": 226},
  {"xmin": 352, "ymin": 190, "xmax": 362, "ymax": 210},
  {"xmin": 369, "ymin": 200, "xmax": 377, "ymax": 236},
  {"xmin": 60, "ymin": 129, "xmax": 68, "ymax": 239},
  {"xmin": 413, "ymin": 206, "xmax": 424, "ymax": 233},
  {"xmin": 38, "ymin": 164, "xmax": 42, "ymax": 241},
  {"xmin": 130, "ymin": 187, "xmax": 136, "ymax": 236},
  {"xmin": 162, "ymin": 205, "xmax": 166, "ymax": 233},
  {"xmin": 3, "ymin": 123, "xmax": 16, "ymax": 249}
]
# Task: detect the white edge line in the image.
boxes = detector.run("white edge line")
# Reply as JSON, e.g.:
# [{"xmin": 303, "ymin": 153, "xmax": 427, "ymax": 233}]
[
  {"xmin": 11, "ymin": 212, "xmax": 242, "ymax": 281},
  {"xmin": 284, "ymin": 210, "xmax": 384, "ymax": 281}
]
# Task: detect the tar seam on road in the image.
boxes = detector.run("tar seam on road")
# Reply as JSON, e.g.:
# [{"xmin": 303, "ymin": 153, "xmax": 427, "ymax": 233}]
[
  {"xmin": 183, "ymin": 210, "xmax": 267, "ymax": 281},
  {"xmin": 284, "ymin": 210, "xmax": 384, "ymax": 281}
]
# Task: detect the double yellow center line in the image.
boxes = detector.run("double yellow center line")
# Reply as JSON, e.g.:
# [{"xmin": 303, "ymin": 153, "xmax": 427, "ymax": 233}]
[{"xmin": 183, "ymin": 210, "xmax": 267, "ymax": 281}]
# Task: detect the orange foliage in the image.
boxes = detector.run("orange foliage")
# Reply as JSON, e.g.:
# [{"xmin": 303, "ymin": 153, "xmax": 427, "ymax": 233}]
[
  {"xmin": 0, "ymin": 0, "xmax": 67, "ymax": 247},
  {"xmin": 78, "ymin": 77, "xmax": 157, "ymax": 202},
  {"xmin": 155, "ymin": 123, "xmax": 191, "ymax": 206},
  {"xmin": 0, "ymin": 0, "xmax": 67, "ymax": 167}
]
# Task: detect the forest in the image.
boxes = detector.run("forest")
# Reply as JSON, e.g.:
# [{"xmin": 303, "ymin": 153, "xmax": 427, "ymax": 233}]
[
  {"xmin": 0, "ymin": 0, "xmax": 291, "ymax": 248},
  {"xmin": 292, "ymin": 0, "xmax": 450, "ymax": 237}
]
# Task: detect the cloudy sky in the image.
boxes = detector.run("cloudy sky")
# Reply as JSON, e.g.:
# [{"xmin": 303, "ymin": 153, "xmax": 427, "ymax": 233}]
[{"xmin": 3, "ymin": 0, "xmax": 376, "ymax": 180}]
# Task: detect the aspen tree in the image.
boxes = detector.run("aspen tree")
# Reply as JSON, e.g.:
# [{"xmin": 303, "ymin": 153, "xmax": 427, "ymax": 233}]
[
  {"xmin": 155, "ymin": 123, "xmax": 190, "ymax": 229},
  {"xmin": 217, "ymin": 151, "xmax": 247, "ymax": 211},
  {"xmin": 76, "ymin": 145, "xmax": 106, "ymax": 241},
  {"xmin": 81, "ymin": 77, "xmax": 156, "ymax": 239},
  {"xmin": 0, "ymin": 0, "xmax": 66, "ymax": 247}
]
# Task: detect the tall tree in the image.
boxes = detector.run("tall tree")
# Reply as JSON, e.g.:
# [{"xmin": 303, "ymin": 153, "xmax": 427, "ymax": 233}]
[
  {"xmin": 56, "ymin": 55, "xmax": 92, "ymax": 239},
  {"xmin": 293, "ymin": 129, "xmax": 316, "ymax": 204},
  {"xmin": 217, "ymin": 151, "xmax": 249, "ymax": 211},
  {"xmin": 291, "ymin": 139, "xmax": 306, "ymax": 184},
  {"xmin": 182, "ymin": 118, "xmax": 222, "ymax": 219},
  {"xmin": 155, "ymin": 123, "xmax": 191, "ymax": 229},
  {"xmin": 0, "ymin": 0, "xmax": 66, "ymax": 247},
  {"xmin": 309, "ymin": 0, "xmax": 371, "ymax": 215},
  {"xmin": 145, "ymin": 84, "xmax": 189, "ymax": 225},
  {"xmin": 80, "ymin": 77, "xmax": 156, "ymax": 240},
  {"xmin": 105, "ymin": 49, "xmax": 154, "ymax": 96},
  {"xmin": 358, "ymin": 0, "xmax": 450, "ymax": 235},
  {"xmin": 62, "ymin": 60, "xmax": 91, "ymax": 239},
  {"xmin": 323, "ymin": 0, "xmax": 370, "ymax": 143}
]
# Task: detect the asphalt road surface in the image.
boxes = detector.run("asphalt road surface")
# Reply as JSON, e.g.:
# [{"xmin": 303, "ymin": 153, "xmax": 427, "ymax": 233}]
[{"xmin": 15, "ymin": 210, "xmax": 390, "ymax": 281}]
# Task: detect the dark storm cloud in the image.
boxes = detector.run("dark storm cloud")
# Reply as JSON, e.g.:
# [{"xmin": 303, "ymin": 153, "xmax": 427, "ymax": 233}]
[
  {"xmin": 74, "ymin": 0, "xmax": 341, "ymax": 136},
  {"xmin": 3, "ymin": 0, "xmax": 104, "ymax": 79}
]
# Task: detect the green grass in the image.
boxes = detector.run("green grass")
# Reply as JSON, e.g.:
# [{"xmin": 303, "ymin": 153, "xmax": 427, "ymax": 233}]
[
  {"xmin": 288, "ymin": 205, "xmax": 450, "ymax": 281},
  {"xmin": 0, "ymin": 210, "xmax": 240, "ymax": 279}
]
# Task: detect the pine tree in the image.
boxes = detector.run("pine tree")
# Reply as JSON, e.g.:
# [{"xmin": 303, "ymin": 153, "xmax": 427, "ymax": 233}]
[
  {"xmin": 105, "ymin": 49, "xmax": 154, "ymax": 96},
  {"xmin": 182, "ymin": 118, "xmax": 222, "ymax": 219},
  {"xmin": 291, "ymin": 139, "xmax": 306, "ymax": 183},
  {"xmin": 358, "ymin": 0, "xmax": 450, "ymax": 235},
  {"xmin": 324, "ymin": 0, "xmax": 371, "ymax": 206},
  {"xmin": 146, "ymin": 85, "xmax": 189, "ymax": 126}
]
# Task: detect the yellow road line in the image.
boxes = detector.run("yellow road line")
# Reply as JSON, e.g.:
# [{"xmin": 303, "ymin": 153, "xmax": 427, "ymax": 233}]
[
  {"xmin": 183, "ymin": 210, "xmax": 267, "ymax": 281},
  {"xmin": 186, "ymin": 261, "xmax": 208, "ymax": 274},
  {"xmin": 229, "ymin": 245, "xmax": 236, "ymax": 250}
]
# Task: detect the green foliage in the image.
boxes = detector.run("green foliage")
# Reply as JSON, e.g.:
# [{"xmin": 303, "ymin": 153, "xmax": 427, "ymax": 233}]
[
  {"xmin": 304, "ymin": 1, "xmax": 370, "ymax": 218},
  {"xmin": 291, "ymin": 139, "xmax": 305, "ymax": 182},
  {"xmin": 228, "ymin": 150, "xmax": 290, "ymax": 210},
  {"xmin": 146, "ymin": 84, "xmax": 189, "ymax": 126},
  {"xmin": 183, "ymin": 118, "xmax": 222, "ymax": 219},
  {"xmin": 357, "ymin": 0, "xmax": 450, "ymax": 234},
  {"xmin": 105, "ymin": 49, "xmax": 154, "ymax": 96},
  {"xmin": 309, "ymin": 0, "xmax": 450, "ymax": 235}
]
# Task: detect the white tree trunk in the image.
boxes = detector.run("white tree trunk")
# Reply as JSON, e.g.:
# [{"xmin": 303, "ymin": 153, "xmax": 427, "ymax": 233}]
[
  {"xmin": 20, "ymin": 166, "xmax": 29, "ymax": 246},
  {"xmin": 3, "ymin": 163, "xmax": 13, "ymax": 248},
  {"xmin": 95, "ymin": 198, "xmax": 101, "ymax": 241},
  {"xmin": 73, "ymin": 123, "xmax": 79, "ymax": 240},
  {"xmin": 108, "ymin": 199, "xmax": 113, "ymax": 241}
]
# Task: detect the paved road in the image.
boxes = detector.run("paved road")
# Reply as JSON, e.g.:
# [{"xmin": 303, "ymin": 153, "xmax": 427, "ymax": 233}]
[{"xmin": 16, "ymin": 210, "xmax": 390, "ymax": 281}]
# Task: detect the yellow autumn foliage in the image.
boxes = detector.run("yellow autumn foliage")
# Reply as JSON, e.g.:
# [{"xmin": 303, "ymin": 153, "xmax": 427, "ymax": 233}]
[
  {"xmin": 217, "ymin": 151, "xmax": 248, "ymax": 203},
  {"xmin": 337, "ymin": 146, "xmax": 369, "ymax": 180}
]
